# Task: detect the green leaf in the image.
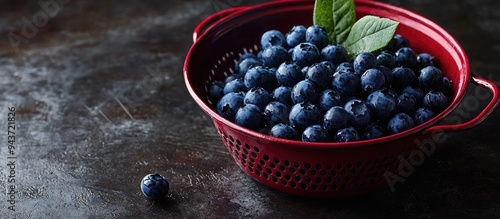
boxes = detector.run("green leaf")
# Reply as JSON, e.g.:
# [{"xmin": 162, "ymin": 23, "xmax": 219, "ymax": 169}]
[
  {"xmin": 332, "ymin": 0, "xmax": 356, "ymax": 44},
  {"xmin": 343, "ymin": 15, "xmax": 400, "ymax": 58},
  {"xmin": 313, "ymin": 0, "xmax": 334, "ymax": 41}
]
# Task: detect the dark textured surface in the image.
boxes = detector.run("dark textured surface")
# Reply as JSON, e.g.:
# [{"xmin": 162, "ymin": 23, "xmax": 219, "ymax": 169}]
[{"xmin": 0, "ymin": 0, "xmax": 499, "ymax": 218}]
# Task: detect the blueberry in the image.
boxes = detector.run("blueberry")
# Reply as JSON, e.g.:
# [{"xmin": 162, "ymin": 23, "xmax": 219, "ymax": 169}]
[
  {"xmin": 286, "ymin": 25, "xmax": 307, "ymax": 48},
  {"xmin": 392, "ymin": 67, "xmax": 417, "ymax": 91},
  {"xmin": 244, "ymin": 66, "xmax": 275, "ymax": 91},
  {"xmin": 244, "ymin": 87, "xmax": 271, "ymax": 110},
  {"xmin": 386, "ymin": 34, "xmax": 409, "ymax": 52},
  {"xmin": 395, "ymin": 47, "xmax": 418, "ymax": 68},
  {"xmin": 291, "ymin": 80, "xmax": 319, "ymax": 104},
  {"xmin": 323, "ymin": 106, "xmax": 351, "ymax": 133},
  {"xmin": 302, "ymin": 125, "xmax": 331, "ymax": 142},
  {"xmin": 269, "ymin": 123, "xmax": 299, "ymax": 140},
  {"xmin": 419, "ymin": 66, "xmax": 443, "ymax": 92},
  {"xmin": 344, "ymin": 99, "xmax": 371, "ymax": 129},
  {"xmin": 361, "ymin": 68, "xmax": 386, "ymax": 93},
  {"xmin": 321, "ymin": 44, "xmax": 349, "ymax": 65},
  {"xmin": 238, "ymin": 52, "xmax": 258, "ymax": 62},
  {"xmin": 305, "ymin": 25, "xmax": 329, "ymax": 49},
  {"xmin": 417, "ymin": 53, "xmax": 435, "ymax": 69},
  {"xmin": 261, "ymin": 30, "xmax": 286, "ymax": 49},
  {"xmin": 377, "ymin": 51, "xmax": 396, "ymax": 69},
  {"xmin": 353, "ymin": 52, "xmax": 377, "ymax": 76},
  {"xmin": 141, "ymin": 173, "xmax": 169, "ymax": 200},
  {"xmin": 224, "ymin": 74, "xmax": 242, "ymax": 84},
  {"xmin": 306, "ymin": 62, "xmax": 334, "ymax": 90},
  {"xmin": 292, "ymin": 42, "xmax": 321, "ymax": 67},
  {"xmin": 235, "ymin": 57, "xmax": 262, "ymax": 76},
  {"xmin": 402, "ymin": 86, "xmax": 425, "ymax": 104},
  {"xmin": 439, "ymin": 77, "xmax": 452, "ymax": 96},
  {"xmin": 271, "ymin": 86, "xmax": 293, "ymax": 107},
  {"xmin": 396, "ymin": 92, "xmax": 418, "ymax": 114},
  {"xmin": 366, "ymin": 89, "xmax": 397, "ymax": 121},
  {"xmin": 208, "ymin": 81, "xmax": 224, "ymax": 103},
  {"xmin": 423, "ymin": 90, "xmax": 448, "ymax": 113},
  {"xmin": 334, "ymin": 126, "xmax": 360, "ymax": 142},
  {"xmin": 301, "ymin": 66, "xmax": 309, "ymax": 77},
  {"xmin": 377, "ymin": 65, "xmax": 393, "ymax": 85},
  {"xmin": 363, "ymin": 123, "xmax": 385, "ymax": 140},
  {"xmin": 387, "ymin": 113, "xmax": 415, "ymax": 134},
  {"xmin": 289, "ymin": 102, "xmax": 322, "ymax": 131},
  {"xmin": 235, "ymin": 104, "xmax": 263, "ymax": 130},
  {"xmin": 260, "ymin": 45, "xmax": 290, "ymax": 68},
  {"xmin": 413, "ymin": 107, "xmax": 436, "ymax": 125},
  {"xmin": 216, "ymin": 92, "xmax": 245, "ymax": 121},
  {"xmin": 318, "ymin": 89, "xmax": 343, "ymax": 114},
  {"xmin": 336, "ymin": 62, "xmax": 355, "ymax": 74},
  {"xmin": 320, "ymin": 60, "xmax": 336, "ymax": 72},
  {"xmin": 331, "ymin": 71, "xmax": 361, "ymax": 96},
  {"xmin": 223, "ymin": 78, "xmax": 247, "ymax": 94},
  {"xmin": 263, "ymin": 101, "xmax": 290, "ymax": 127},
  {"xmin": 275, "ymin": 62, "xmax": 303, "ymax": 87}
]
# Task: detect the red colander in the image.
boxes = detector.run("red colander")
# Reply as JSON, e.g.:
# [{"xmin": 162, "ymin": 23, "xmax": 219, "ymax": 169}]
[{"xmin": 183, "ymin": 0, "xmax": 499, "ymax": 197}]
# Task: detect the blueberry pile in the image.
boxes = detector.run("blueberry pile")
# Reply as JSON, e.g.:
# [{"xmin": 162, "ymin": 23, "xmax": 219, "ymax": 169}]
[{"xmin": 208, "ymin": 25, "xmax": 452, "ymax": 143}]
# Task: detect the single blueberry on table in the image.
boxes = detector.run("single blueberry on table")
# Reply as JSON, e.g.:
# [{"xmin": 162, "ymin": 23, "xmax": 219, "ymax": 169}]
[
  {"xmin": 263, "ymin": 101, "xmax": 290, "ymax": 128},
  {"xmin": 271, "ymin": 86, "xmax": 293, "ymax": 107},
  {"xmin": 395, "ymin": 47, "xmax": 418, "ymax": 68},
  {"xmin": 302, "ymin": 125, "xmax": 331, "ymax": 142},
  {"xmin": 306, "ymin": 62, "xmax": 334, "ymax": 90},
  {"xmin": 331, "ymin": 71, "xmax": 361, "ymax": 96},
  {"xmin": 208, "ymin": 81, "xmax": 224, "ymax": 103},
  {"xmin": 141, "ymin": 173, "xmax": 169, "ymax": 200},
  {"xmin": 366, "ymin": 89, "xmax": 397, "ymax": 121},
  {"xmin": 318, "ymin": 89, "xmax": 343, "ymax": 114},
  {"xmin": 353, "ymin": 52, "xmax": 377, "ymax": 76},
  {"xmin": 286, "ymin": 25, "xmax": 307, "ymax": 48},
  {"xmin": 223, "ymin": 78, "xmax": 247, "ymax": 94},
  {"xmin": 291, "ymin": 80, "xmax": 319, "ymax": 105},
  {"xmin": 323, "ymin": 106, "xmax": 351, "ymax": 133},
  {"xmin": 305, "ymin": 25, "xmax": 329, "ymax": 49},
  {"xmin": 275, "ymin": 62, "xmax": 303, "ymax": 87},
  {"xmin": 360, "ymin": 68, "xmax": 386, "ymax": 93},
  {"xmin": 413, "ymin": 107, "xmax": 436, "ymax": 125},
  {"xmin": 244, "ymin": 87, "xmax": 271, "ymax": 110},
  {"xmin": 386, "ymin": 34, "xmax": 409, "ymax": 52},
  {"xmin": 261, "ymin": 30, "xmax": 287, "ymax": 49},
  {"xmin": 216, "ymin": 92, "xmax": 245, "ymax": 121},
  {"xmin": 392, "ymin": 67, "xmax": 417, "ymax": 91},
  {"xmin": 289, "ymin": 102, "xmax": 322, "ymax": 131},
  {"xmin": 387, "ymin": 113, "xmax": 415, "ymax": 134},
  {"xmin": 244, "ymin": 66, "xmax": 275, "ymax": 91},
  {"xmin": 292, "ymin": 42, "xmax": 321, "ymax": 67},
  {"xmin": 260, "ymin": 45, "xmax": 290, "ymax": 68},
  {"xmin": 344, "ymin": 99, "xmax": 371, "ymax": 129},
  {"xmin": 321, "ymin": 44, "xmax": 349, "ymax": 65},
  {"xmin": 235, "ymin": 104, "xmax": 263, "ymax": 130},
  {"xmin": 423, "ymin": 90, "xmax": 448, "ymax": 113},
  {"xmin": 363, "ymin": 123, "xmax": 385, "ymax": 140},
  {"xmin": 334, "ymin": 126, "xmax": 360, "ymax": 142},
  {"xmin": 419, "ymin": 66, "xmax": 443, "ymax": 92},
  {"xmin": 269, "ymin": 123, "xmax": 299, "ymax": 140}
]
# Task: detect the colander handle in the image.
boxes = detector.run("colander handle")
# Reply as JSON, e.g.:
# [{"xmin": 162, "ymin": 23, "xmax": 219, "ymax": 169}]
[
  {"xmin": 193, "ymin": 6, "xmax": 249, "ymax": 43},
  {"xmin": 423, "ymin": 73, "xmax": 500, "ymax": 134}
]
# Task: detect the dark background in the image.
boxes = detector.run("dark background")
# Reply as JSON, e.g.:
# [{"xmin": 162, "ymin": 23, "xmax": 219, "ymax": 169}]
[{"xmin": 0, "ymin": 0, "xmax": 499, "ymax": 218}]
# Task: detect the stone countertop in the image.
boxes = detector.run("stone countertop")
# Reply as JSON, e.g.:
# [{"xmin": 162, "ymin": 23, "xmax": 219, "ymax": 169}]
[{"xmin": 1, "ymin": 0, "xmax": 499, "ymax": 218}]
